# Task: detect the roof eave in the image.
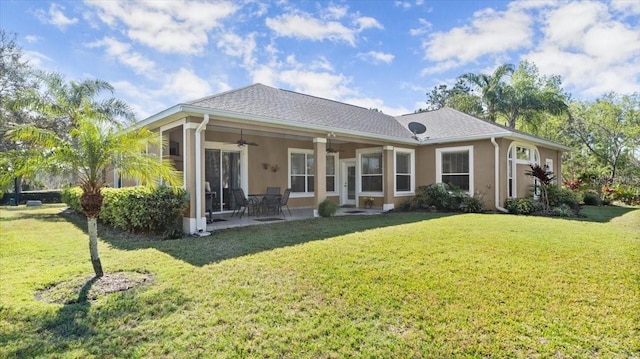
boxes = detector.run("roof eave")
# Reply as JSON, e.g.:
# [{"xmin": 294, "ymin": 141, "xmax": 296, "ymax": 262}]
[
  {"xmin": 138, "ymin": 104, "xmax": 418, "ymax": 145},
  {"xmin": 420, "ymin": 132, "xmax": 571, "ymax": 151}
]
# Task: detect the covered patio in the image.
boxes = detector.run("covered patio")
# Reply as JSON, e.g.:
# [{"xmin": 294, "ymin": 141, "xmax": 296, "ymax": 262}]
[{"xmin": 206, "ymin": 206, "xmax": 383, "ymax": 231}]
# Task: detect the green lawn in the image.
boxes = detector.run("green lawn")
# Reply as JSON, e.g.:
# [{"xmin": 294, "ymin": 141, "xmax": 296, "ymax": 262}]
[{"xmin": 1, "ymin": 205, "xmax": 639, "ymax": 358}]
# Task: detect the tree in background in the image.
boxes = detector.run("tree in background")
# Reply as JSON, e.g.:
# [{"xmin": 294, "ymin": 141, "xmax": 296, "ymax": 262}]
[
  {"xmin": 426, "ymin": 61, "xmax": 569, "ymax": 130},
  {"xmin": 0, "ymin": 30, "xmax": 39, "ymax": 193},
  {"xmin": 459, "ymin": 63, "xmax": 515, "ymax": 122},
  {"xmin": 499, "ymin": 61, "xmax": 569, "ymax": 130},
  {"xmin": 568, "ymin": 93, "xmax": 640, "ymax": 185},
  {"xmin": 423, "ymin": 79, "xmax": 483, "ymax": 116}
]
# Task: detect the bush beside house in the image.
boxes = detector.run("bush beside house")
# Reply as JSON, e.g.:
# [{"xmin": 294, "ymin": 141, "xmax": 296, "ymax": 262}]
[{"xmin": 62, "ymin": 186, "xmax": 187, "ymax": 239}]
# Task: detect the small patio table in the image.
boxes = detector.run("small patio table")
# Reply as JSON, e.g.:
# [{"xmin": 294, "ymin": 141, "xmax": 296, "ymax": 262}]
[{"xmin": 249, "ymin": 193, "xmax": 281, "ymax": 216}]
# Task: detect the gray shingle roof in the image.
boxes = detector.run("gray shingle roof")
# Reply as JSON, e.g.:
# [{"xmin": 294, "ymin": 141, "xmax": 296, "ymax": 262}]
[
  {"xmin": 395, "ymin": 107, "xmax": 511, "ymax": 140},
  {"xmin": 187, "ymin": 83, "xmax": 414, "ymax": 139}
]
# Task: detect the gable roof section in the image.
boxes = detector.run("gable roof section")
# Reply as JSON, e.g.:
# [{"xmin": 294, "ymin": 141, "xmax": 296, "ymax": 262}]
[
  {"xmin": 396, "ymin": 107, "xmax": 511, "ymax": 140},
  {"xmin": 187, "ymin": 83, "xmax": 413, "ymax": 140},
  {"xmin": 395, "ymin": 107, "xmax": 571, "ymax": 151}
]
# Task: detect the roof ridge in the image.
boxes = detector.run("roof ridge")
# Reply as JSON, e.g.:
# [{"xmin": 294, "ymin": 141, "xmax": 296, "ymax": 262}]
[
  {"xmin": 278, "ymin": 87, "xmax": 392, "ymax": 116},
  {"xmin": 186, "ymin": 83, "xmax": 269, "ymax": 105}
]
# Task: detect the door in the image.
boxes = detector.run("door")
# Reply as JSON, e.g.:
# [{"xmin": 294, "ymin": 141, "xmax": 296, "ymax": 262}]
[
  {"xmin": 340, "ymin": 160, "xmax": 356, "ymax": 206},
  {"xmin": 205, "ymin": 148, "xmax": 243, "ymax": 213}
]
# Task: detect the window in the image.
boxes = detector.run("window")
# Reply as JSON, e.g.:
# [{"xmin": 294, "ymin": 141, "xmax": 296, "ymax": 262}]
[
  {"xmin": 395, "ymin": 148, "xmax": 414, "ymax": 193},
  {"xmin": 326, "ymin": 154, "xmax": 336, "ymax": 192},
  {"xmin": 361, "ymin": 151, "xmax": 383, "ymax": 192},
  {"xmin": 436, "ymin": 146, "xmax": 473, "ymax": 193},
  {"xmin": 507, "ymin": 142, "xmax": 541, "ymax": 198},
  {"xmin": 289, "ymin": 150, "xmax": 314, "ymax": 193},
  {"xmin": 508, "ymin": 149, "xmax": 514, "ymax": 198},
  {"xmin": 516, "ymin": 146, "xmax": 530, "ymax": 161},
  {"xmin": 545, "ymin": 158, "xmax": 554, "ymax": 184}
]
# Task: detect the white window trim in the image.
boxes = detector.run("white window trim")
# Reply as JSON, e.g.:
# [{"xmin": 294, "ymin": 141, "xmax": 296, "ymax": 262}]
[
  {"xmin": 356, "ymin": 147, "xmax": 384, "ymax": 196},
  {"xmin": 507, "ymin": 141, "xmax": 540, "ymax": 198},
  {"xmin": 545, "ymin": 158, "xmax": 555, "ymax": 185},
  {"xmin": 326, "ymin": 153, "xmax": 339, "ymax": 196},
  {"xmin": 435, "ymin": 145, "xmax": 474, "ymax": 195},
  {"xmin": 394, "ymin": 147, "xmax": 415, "ymax": 196},
  {"xmin": 288, "ymin": 148, "xmax": 314, "ymax": 198}
]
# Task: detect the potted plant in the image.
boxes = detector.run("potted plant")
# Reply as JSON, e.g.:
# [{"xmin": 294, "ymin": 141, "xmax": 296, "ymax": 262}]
[{"xmin": 364, "ymin": 197, "xmax": 375, "ymax": 209}]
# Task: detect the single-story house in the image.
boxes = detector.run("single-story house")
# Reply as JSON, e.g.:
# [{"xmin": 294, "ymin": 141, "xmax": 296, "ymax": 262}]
[{"xmin": 112, "ymin": 83, "xmax": 570, "ymax": 234}]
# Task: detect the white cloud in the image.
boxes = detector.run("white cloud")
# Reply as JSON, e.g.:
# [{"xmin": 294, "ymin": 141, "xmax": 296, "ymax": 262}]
[
  {"xmin": 409, "ymin": 18, "xmax": 432, "ymax": 36},
  {"xmin": 87, "ymin": 37, "xmax": 157, "ymax": 75},
  {"xmin": 265, "ymin": 9, "xmax": 382, "ymax": 46},
  {"xmin": 354, "ymin": 16, "xmax": 384, "ymax": 31},
  {"xmin": 420, "ymin": 60, "xmax": 461, "ymax": 75},
  {"xmin": 35, "ymin": 3, "xmax": 78, "ymax": 30},
  {"xmin": 395, "ymin": 1, "xmax": 413, "ymax": 9},
  {"xmin": 266, "ymin": 13, "xmax": 358, "ymax": 45},
  {"xmin": 24, "ymin": 35, "xmax": 41, "ymax": 43},
  {"xmin": 23, "ymin": 51, "xmax": 51, "ymax": 68},
  {"xmin": 216, "ymin": 32, "xmax": 257, "ymax": 68},
  {"xmin": 160, "ymin": 68, "xmax": 213, "ymax": 103},
  {"xmin": 85, "ymin": 0, "xmax": 237, "ymax": 54},
  {"xmin": 610, "ymin": 0, "xmax": 640, "ymax": 15},
  {"xmin": 423, "ymin": 6, "xmax": 533, "ymax": 63},
  {"xmin": 357, "ymin": 51, "xmax": 395, "ymax": 64},
  {"xmin": 325, "ymin": 5, "xmax": 348, "ymax": 19},
  {"xmin": 525, "ymin": 1, "xmax": 640, "ymax": 96},
  {"xmin": 542, "ymin": 1, "xmax": 609, "ymax": 49}
]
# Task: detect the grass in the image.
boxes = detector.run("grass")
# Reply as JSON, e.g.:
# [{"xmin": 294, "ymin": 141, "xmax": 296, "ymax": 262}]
[{"xmin": 1, "ymin": 204, "xmax": 639, "ymax": 358}]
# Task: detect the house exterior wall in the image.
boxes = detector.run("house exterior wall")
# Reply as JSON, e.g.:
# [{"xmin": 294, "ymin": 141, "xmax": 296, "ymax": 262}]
[{"xmin": 415, "ymin": 139, "xmax": 498, "ymax": 209}]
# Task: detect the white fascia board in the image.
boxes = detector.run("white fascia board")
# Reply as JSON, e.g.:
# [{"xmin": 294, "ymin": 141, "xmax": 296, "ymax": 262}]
[
  {"xmin": 421, "ymin": 132, "xmax": 571, "ymax": 152},
  {"xmin": 504, "ymin": 133, "xmax": 572, "ymax": 152}
]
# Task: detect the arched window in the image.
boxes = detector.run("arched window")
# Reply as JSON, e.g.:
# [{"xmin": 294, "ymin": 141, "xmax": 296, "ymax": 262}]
[{"xmin": 507, "ymin": 142, "xmax": 540, "ymax": 198}]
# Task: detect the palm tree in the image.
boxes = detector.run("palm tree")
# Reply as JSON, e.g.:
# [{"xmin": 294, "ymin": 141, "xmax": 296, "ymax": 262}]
[
  {"xmin": 7, "ymin": 112, "xmax": 182, "ymax": 277},
  {"xmin": 460, "ymin": 63, "xmax": 515, "ymax": 121}
]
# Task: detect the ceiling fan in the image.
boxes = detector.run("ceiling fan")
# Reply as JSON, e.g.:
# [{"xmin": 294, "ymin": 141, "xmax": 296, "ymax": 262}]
[
  {"xmin": 326, "ymin": 139, "xmax": 343, "ymax": 153},
  {"xmin": 236, "ymin": 129, "xmax": 258, "ymax": 147}
]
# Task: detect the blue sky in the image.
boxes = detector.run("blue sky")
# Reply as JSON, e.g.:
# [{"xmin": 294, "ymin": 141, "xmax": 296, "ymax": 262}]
[{"xmin": 2, "ymin": 0, "xmax": 639, "ymax": 120}]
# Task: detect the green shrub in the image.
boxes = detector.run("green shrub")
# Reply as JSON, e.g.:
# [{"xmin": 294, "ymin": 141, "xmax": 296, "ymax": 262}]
[
  {"xmin": 552, "ymin": 204, "xmax": 574, "ymax": 217},
  {"xmin": 415, "ymin": 183, "xmax": 466, "ymax": 211},
  {"xmin": 546, "ymin": 185, "xmax": 580, "ymax": 211},
  {"xmin": 612, "ymin": 185, "xmax": 640, "ymax": 205},
  {"xmin": 61, "ymin": 187, "xmax": 83, "ymax": 213},
  {"xmin": 62, "ymin": 186, "xmax": 187, "ymax": 236},
  {"xmin": 583, "ymin": 191, "xmax": 601, "ymax": 206},
  {"xmin": 318, "ymin": 199, "xmax": 339, "ymax": 217},
  {"xmin": 504, "ymin": 198, "xmax": 536, "ymax": 215},
  {"xmin": 460, "ymin": 196, "xmax": 484, "ymax": 213},
  {"xmin": 398, "ymin": 198, "xmax": 414, "ymax": 211}
]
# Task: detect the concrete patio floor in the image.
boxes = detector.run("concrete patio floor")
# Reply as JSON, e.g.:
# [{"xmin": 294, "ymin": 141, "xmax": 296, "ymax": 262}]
[{"xmin": 206, "ymin": 206, "xmax": 383, "ymax": 231}]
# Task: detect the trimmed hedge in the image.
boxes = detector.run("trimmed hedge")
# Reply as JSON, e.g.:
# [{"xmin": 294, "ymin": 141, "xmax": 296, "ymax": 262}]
[
  {"xmin": 1, "ymin": 190, "xmax": 62, "ymax": 205},
  {"xmin": 415, "ymin": 183, "xmax": 485, "ymax": 213},
  {"xmin": 61, "ymin": 186, "xmax": 187, "ymax": 238}
]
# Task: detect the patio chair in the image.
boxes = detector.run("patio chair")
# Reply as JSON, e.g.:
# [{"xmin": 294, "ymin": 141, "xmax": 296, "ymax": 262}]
[
  {"xmin": 266, "ymin": 187, "xmax": 281, "ymax": 196},
  {"xmin": 231, "ymin": 188, "xmax": 257, "ymax": 218},
  {"xmin": 279, "ymin": 188, "xmax": 292, "ymax": 216},
  {"xmin": 262, "ymin": 193, "xmax": 281, "ymax": 216}
]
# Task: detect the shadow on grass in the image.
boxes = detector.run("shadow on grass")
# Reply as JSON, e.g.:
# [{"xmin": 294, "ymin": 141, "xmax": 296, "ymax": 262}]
[
  {"xmin": 6, "ymin": 275, "xmax": 189, "ymax": 357},
  {"xmin": 61, "ymin": 210, "xmax": 453, "ymax": 267},
  {"xmin": 0, "ymin": 205, "xmax": 69, "ymax": 223},
  {"xmin": 574, "ymin": 205, "xmax": 639, "ymax": 223}
]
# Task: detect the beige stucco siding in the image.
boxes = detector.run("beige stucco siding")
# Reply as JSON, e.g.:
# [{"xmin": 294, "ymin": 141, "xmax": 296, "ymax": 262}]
[{"xmin": 415, "ymin": 139, "xmax": 498, "ymax": 209}]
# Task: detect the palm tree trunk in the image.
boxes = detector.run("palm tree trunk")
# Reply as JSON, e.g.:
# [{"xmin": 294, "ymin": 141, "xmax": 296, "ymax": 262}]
[{"xmin": 87, "ymin": 217, "xmax": 104, "ymax": 277}]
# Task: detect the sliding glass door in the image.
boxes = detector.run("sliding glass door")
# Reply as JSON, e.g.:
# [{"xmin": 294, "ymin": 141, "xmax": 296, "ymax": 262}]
[{"xmin": 205, "ymin": 148, "xmax": 242, "ymax": 213}]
